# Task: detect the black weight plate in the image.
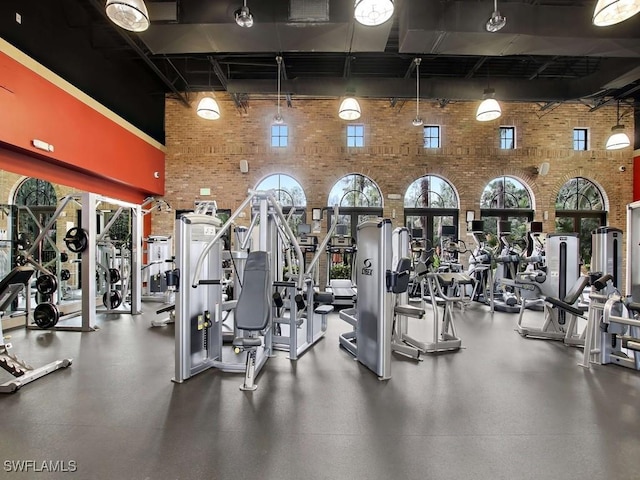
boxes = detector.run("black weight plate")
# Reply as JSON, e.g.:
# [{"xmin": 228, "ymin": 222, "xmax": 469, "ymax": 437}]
[
  {"xmin": 34, "ymin": 303, "xmax": 60, "ymax": 329},
  {"xmin": 108, "ymin": 268, "xmax": 121, "ymax": 284},
  {"xmin": 64, "ymin": 227, "xmax": 89, "ymax": 253},
  {"xmin": 103, "ymin": 290, "xmax": 123, "ymax": 309},
  {"xmin": 60, "ymin": 269, "xmax": 71, "ymax": 281},
  {"xmin": 36, "ymin": 274, "xmax": 58, "ymax": 295}
]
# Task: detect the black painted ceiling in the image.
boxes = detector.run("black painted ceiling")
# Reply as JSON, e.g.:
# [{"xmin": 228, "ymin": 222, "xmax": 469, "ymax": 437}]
[{"xmin": 1, "ymin": 0, "xmax": 639, "ymax": 144}]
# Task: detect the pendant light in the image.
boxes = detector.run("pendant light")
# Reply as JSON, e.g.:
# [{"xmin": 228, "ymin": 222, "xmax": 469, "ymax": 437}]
[
  {"xmin": 476, "ymin": 88, "xmax": 502, "ymax": 122},
  {"xmin": 105, "ymin": 0, "xmax": 150, "ymax": 32},
  {"xmin": 605, "ymin": 101, "xmax": 631, "ymax": 150},
  {"xmin": 338, "ymin": 97, "xmax": 361, "ymax": 120},
  {"xmin": 197, "ymin": 96, "xmax": 221, "ymax": 120},
  {"xmin": 485, "ymin": 0, "xmax": 507, "ymax": 32},
  {"xmin": 274, "ymin": 56, "xmax": 284, "ymax": 124},
  {"xmin": 235, "ymin": 0, "xmax": 254, "ymax": 27},
  {"xmin": 412, "ymin": 58, "xmax": 423, "ymax": 127},
  {"xmin": 593, "ymin": 0, "xmax": 640, "ymax": 26},
  {"xmin": 354, "ymin": 0, "xmax": 394, "ymax": 26}
]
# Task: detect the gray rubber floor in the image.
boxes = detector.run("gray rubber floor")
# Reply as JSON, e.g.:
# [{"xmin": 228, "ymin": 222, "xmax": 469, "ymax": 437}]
[{"xmin": 1, "ymin": 302, "xmax": 639, "ymax": 480}]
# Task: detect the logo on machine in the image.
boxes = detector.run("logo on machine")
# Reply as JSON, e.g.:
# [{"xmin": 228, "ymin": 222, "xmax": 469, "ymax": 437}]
[{"xmin": 362, "ymin": 258, "xmax": 373, "ymax": 276}]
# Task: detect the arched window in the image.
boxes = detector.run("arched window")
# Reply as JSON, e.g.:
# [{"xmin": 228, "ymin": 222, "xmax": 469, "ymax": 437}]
[
  {"xmin": 480, "ymin": 176, "xmax": 534, "ymax": 241},
  {"xmin": 555, "ymin": 177, "xmax": 606, "ymax": 265},
  {"xmin": 404, "ymin": 175, "xmax": 459, "ymax": 249},
  {"xmin": 327, "ymin": 174, "xmax": 383, "ymax": 238},
  {"xmin": 13, "ymin": 178, "xmax": 58, "ymax": 268},
  {"xmin": 255, "ymin": 173, "xmax": 307, "ymax": 234},
  {"xmin": 255, "ymin": 173, "xmax": 307, "ymax": 208}
]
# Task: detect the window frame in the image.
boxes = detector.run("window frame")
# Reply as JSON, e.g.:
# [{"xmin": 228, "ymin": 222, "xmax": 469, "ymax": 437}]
[
  {"xmin": 499, "ymin": 126, "xmax": 516, "ymax": 150},
  {"xmin": 423, "ymin": 125, "xmax": 441, "ymax": 149},
  {"xmin": 271, "ymin": 124, "xmax": 288, "ymax": 148},
  {"xmin": 573, "ymin": 127, "xmax": 589, "ymax": 151},
  {"xmin": 346, "ymin": 124, "xmax": 365, "ymax": 148}
]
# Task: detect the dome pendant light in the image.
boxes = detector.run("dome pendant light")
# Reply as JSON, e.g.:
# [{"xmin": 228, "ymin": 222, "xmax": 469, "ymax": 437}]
[
  {"xmin": 485, "ymin": 0, "xmax": 506, "ymax": 32},
  {"xmin": 606, "ymin": 101, "xmax": 631, "ymax": 150},
  {"xmin": 105, "ymin": 0, "xmax": 150, "ymax": 32},
  {"xmin": 476, "ymin": 88, "xmax": 502, "ymax": 122},
  {"xmin": 274, "ymin": 56, "xmax": 284, "ymax": 124},
  {"xmin": 197, "ymin": 96, "xmax": 221, "ymax": 120},
  {"xmin": 593, "ymin": 0, "xmax": 640, "ymax": 26},
  {"xmin": 412, "ymin": 58, "xmax": 423, "ymax": 127},
  {"xmin": 339, "ymin": 97, "xmax": 361, "ymax": 121},
  {"xmin": 354, "ymin": 0, "xmax": 394, "ymax": 26},
  {"xmin": 235, "ymin": 0, "xmax": 254, "ymax": 27}
]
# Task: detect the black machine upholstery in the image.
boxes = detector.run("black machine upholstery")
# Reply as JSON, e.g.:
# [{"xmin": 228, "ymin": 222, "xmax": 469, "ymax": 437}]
[
  {"xmin": 0, "ymin": 267, "xmax": 34, "ymax": 312},
  {"xmin": 234, "ymin": 251, "xmax": 270, "ymax": 337},
  {"xmin": 390, "ymin": 257, "xmax": 412, "ymax": 294}
]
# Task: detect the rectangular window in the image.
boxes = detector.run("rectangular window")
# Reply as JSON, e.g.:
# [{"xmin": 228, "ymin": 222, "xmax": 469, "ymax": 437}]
[
  {"xmin": 347, "ymin": 124, "xmax": 364, "ymax": 147},
  {"xmin": 423, "ymin": 125, "xmax": 441, "ymax": 149},
  {"xmin": 499, "ymin": 126, "xmax": 515, "ymax": 149},
  {"xmin": 271, "ymin": 125, "xmax": 288, "ymax": 147},
  {"xmin": 573, "ymin": 128, "xmax": 588, "ymax": 151}
]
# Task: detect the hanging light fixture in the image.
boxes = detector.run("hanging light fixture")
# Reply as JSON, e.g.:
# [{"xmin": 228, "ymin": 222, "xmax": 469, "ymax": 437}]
[
  {"xmin": 354, "ymin": 0, "xmax": 394, "ymax": 26},
  {"xmin": 105, "ymin": 0, "xmax": 150, "ymax": 32},
  {"xmin": 197, "ymin": 96, "xmax": 221, "ymax": 120},
  {"xmin": 338, "ymin": 97, "xmax": 361, "ymax": 120},
  {"xmin": 274, "ymin": 56, "xmax": 284, "ymax": 124},
  {"xmin": 593, "ymin": 0, "xmax": 640, "ymax": 26},
  {"xmin": 412, "ymin": 58, "xmax": 423, "ymax": 127},
  {"xmin": 606, "ymin": 101, "xmax": 631, "ymax": 150},
  {"xmin": 235, "ymin": 0, "xmax": 254, "ymax": 27},
  {"xmin": 476, "ymin": 88, "xmax": 502, "ymax": 121},
  {"xmin": 485, "ymin": 0, "xmax": 507, "ymax": 32}
]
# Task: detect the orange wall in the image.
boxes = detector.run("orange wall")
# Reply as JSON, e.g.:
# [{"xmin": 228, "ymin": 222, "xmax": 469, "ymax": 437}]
[
  {"xmin": 635, "ymin": 150, "xmax": 640, "ymax": 201},
  {"xmin": 0, "ymin": 47, "xmax": 165, "ymax": 202}
]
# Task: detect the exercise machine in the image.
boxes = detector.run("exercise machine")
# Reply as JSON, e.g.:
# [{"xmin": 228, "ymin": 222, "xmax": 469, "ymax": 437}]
[
  {"xmin": 23, "ymin": 193, "xmax": 142, "ymax": 331},
  {"xmin": 326, "ymin": 224, "xmax": 356, "ymax": 306},
  {"xmin": 0, "ymin": 267, "xmax": 72, "ymax": 393},
  {"xmin": 582, "ymin": 209, "xmax": 637, "ymax": 369},
  {"xmin": 390, "ymin": 227, "xmax": 463, "ymax": 357},
  {"xmin": 492, "ymin": 221, "xmax": 521, "ymax": 313},
  {"xmin": 339, "ymin": 219, "xmax": 394, "ymax": 379},
  {"xmin": 465, "ymin": 220, "xmax": 495, "ymax": 311},
  {"xmin": 516, "ymin": 233, "xmax": 584, "ymax": 343},
  {"xmin": 177, "ymin": 190, "xmax": 326, "ymax": 390},
  {"xmin": 142, "ymin": 235, "xmax": 174, "ymax": 303}
]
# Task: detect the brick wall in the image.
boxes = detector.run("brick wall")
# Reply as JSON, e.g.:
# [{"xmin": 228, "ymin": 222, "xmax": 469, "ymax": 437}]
[{"xmin": 158, "ymin": 97, "xmax": 633, "ymax": 234}]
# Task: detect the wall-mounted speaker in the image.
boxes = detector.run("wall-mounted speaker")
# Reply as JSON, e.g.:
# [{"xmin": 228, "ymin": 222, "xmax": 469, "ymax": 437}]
[
  {"xmin": 239, "ymin": 160, "xmax": 249, "ymax": 173},
  {"xmin": 537, "ymin": 162, "xmax": 550, "ymax": 176}
]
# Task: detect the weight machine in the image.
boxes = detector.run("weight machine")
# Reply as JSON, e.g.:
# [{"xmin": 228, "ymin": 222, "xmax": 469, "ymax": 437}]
[
  {"xmin": 176, "ymin": 190, "xmax": 329, "ymax": 390},
  {"xmin": 516, "ymin": 233, "xmax": 584, "ymax": 343},
  {"xmin": 582, "ymin": 210, "xmax": 638, "ymax": 369},
  {"xmin": 339, "ymin": 219, "xmax": 394, "ymax": 379}
]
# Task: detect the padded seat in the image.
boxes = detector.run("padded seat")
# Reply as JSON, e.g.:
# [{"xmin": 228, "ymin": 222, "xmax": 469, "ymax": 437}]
[{"xmin": 233, "ymin": 337, "xmax": 262, "ymax": 348}]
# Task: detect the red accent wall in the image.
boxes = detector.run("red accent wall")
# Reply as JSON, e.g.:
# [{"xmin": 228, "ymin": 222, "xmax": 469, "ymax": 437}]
[
  {"xmin": 634, "ymin": 151, "xmax": 640, "ymax": 201},
  {"xmin": 0, "ymin": 50, "xmax": 165, "ymax": 202}
]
